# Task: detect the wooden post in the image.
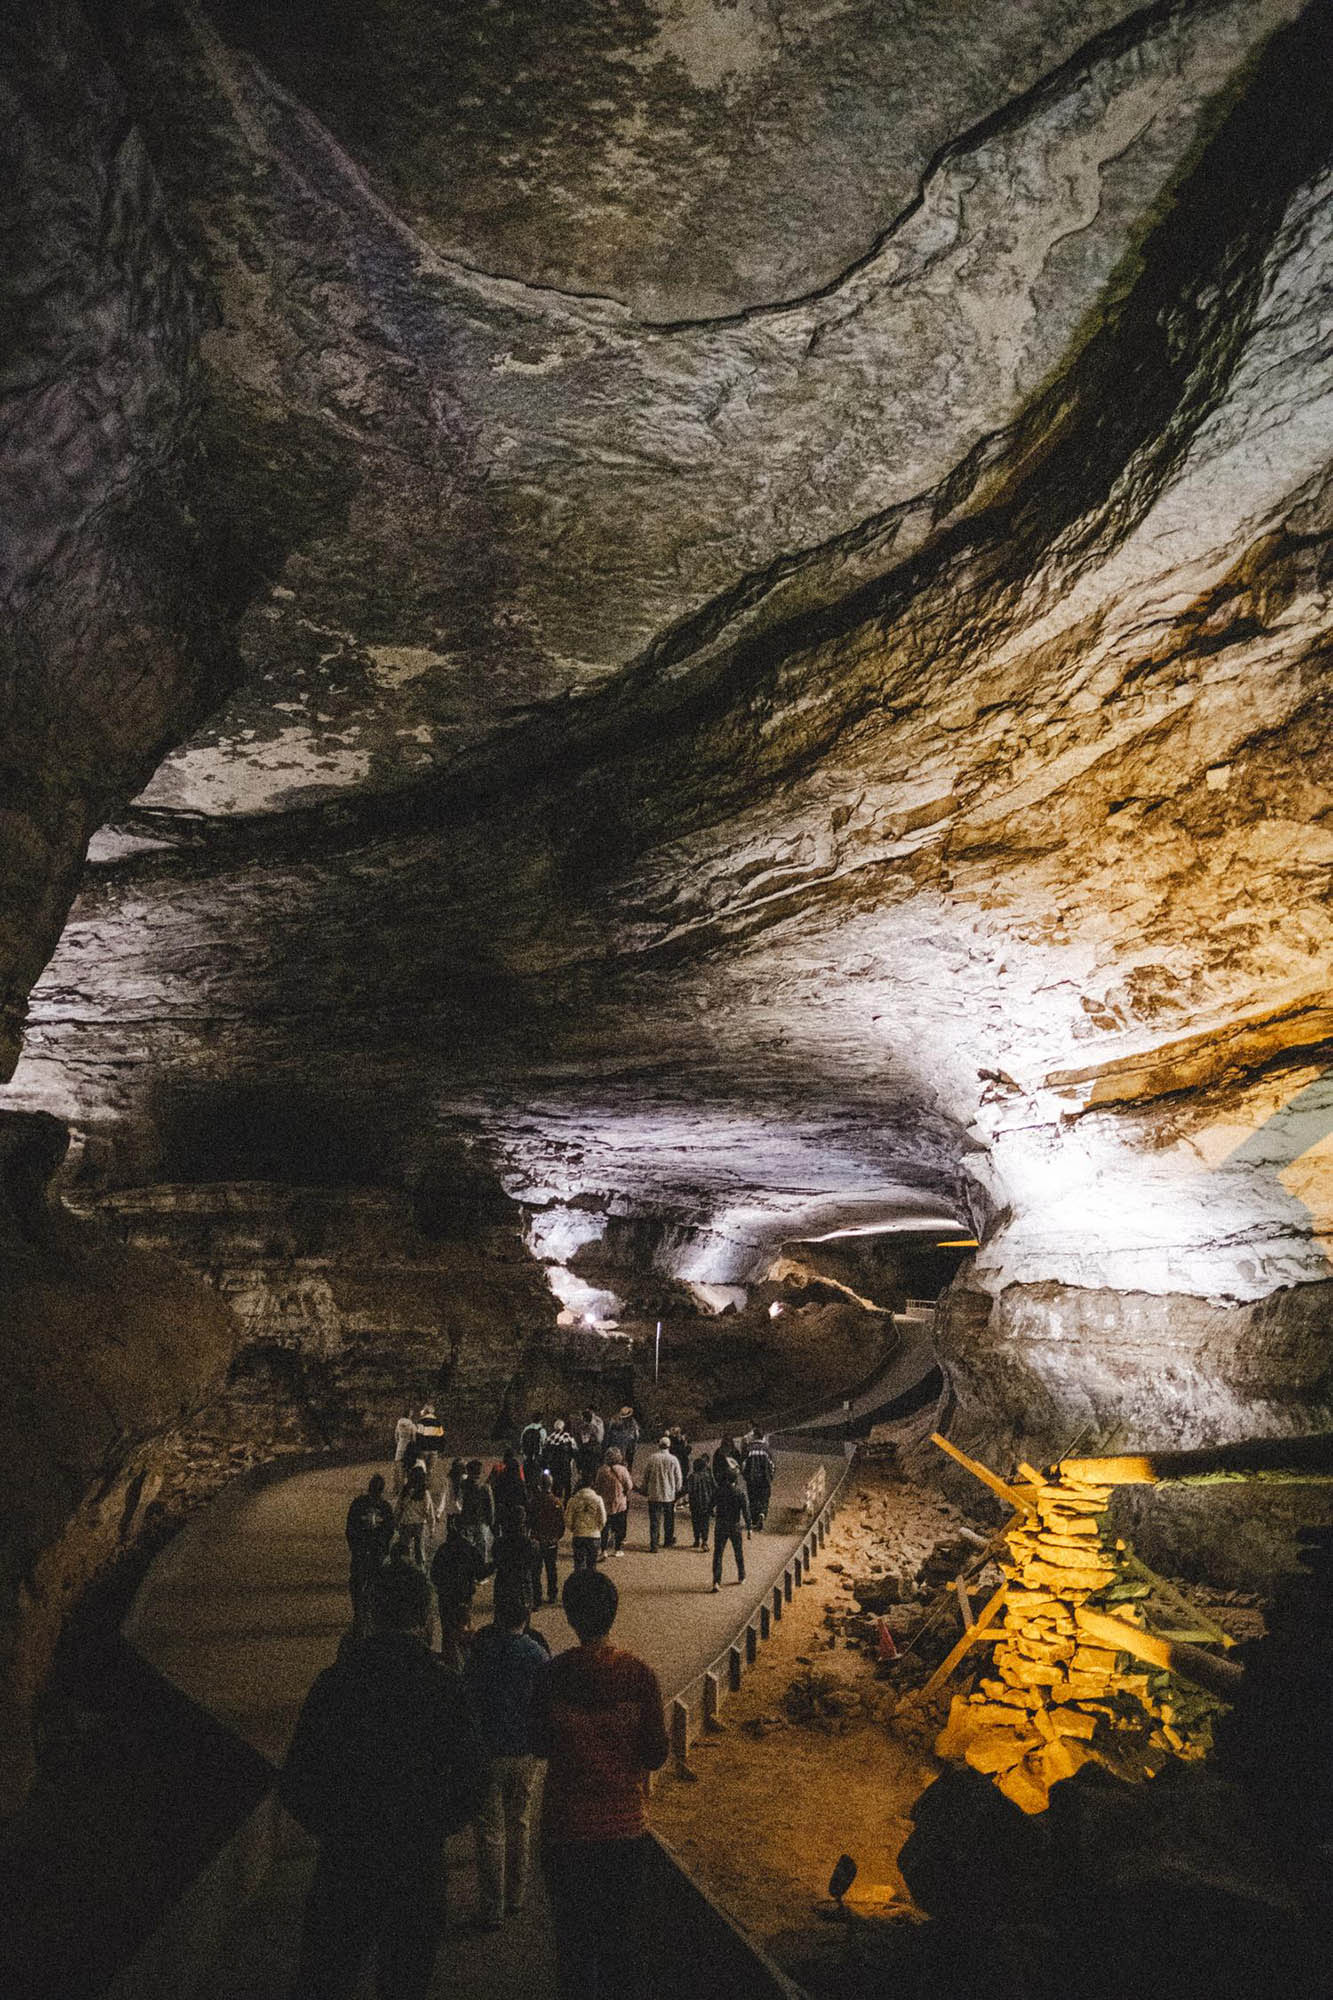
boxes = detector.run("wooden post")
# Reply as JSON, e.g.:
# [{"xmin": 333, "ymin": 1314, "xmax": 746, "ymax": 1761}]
[
  {"xmin": 915, "ymin": 1584, "xmax": 1008, "ymax": 1703},
  {"xmin": 1060, "ymin": 1434, "xmax": 1333, "ymax": 1486},
  {"xmin": 670, "ymin": 1698, "xmax": 692, "ymax": 1778},
  {"xmin": 746, "ymin": 1621, "xmax": 758, "ymax": 1666},
  {"xmin": 703, "ymin": 1670, "xmax": 723, "ymax": 1731},
  {"xmin": 729, "ymin": 1644, "xmax": 743, "ymax": 1692},
  {"xmin": 793, "ymin": 1553, "xmax": 803, "ymax": 1588},
  {"xmin": 1073, "ymin": 1607, "xmax": 1245, "ymax": 1699},
  {"xmin": 773, "ymin": 1583, "xmax": 784, "ymax": 1623},
  {"xmin": 954, "ymin": 1574, "xmax": 975, "ymax": 1630},
  {"xmin": 760, "ymin": 1602, "xmax": 771, "ymax": 1642},
  {"xmin": 783, "ymin": 1568, "xmax": 793, "ymax": 1604},
  {"xmin": 930, "ymin": 1433, "xmax": 1038, "ymax": 1516}
]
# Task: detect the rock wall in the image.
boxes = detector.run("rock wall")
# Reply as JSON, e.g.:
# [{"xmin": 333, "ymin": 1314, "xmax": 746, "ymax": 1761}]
[
  {"xmin": 933, "ymin": 1274, "xmax": 1333, "ymax": 1579},
  {"xmin": 0, "ymin": 1112, "xmax": 236, "ymax": 1813},
  {"xmin": 90, "ymin": 1172, "xmax": 630, "ymax": 1449},
  {"xmin": 0, "ymin": 3, "xmax": 249, "ymax": 1079}
]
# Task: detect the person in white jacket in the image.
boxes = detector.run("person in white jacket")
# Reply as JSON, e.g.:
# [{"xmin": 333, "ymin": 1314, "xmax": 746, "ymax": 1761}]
[
  {"xmin": 565, "ymin": 1481, "xmax": 608, "ymax": 1571},
  {"xmin": 641, "ymin": 1437, "xmax": 683, "ymax": 1552},
  {"xmin": 392, "ymin": 1409, "xmax": 417, "ymax": 1496}
]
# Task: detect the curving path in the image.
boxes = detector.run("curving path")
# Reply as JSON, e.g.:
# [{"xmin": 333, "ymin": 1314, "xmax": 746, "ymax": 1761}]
[
  {"xmin": 125, "ymin": 1445, "xmax": 845, "ymax": 1998},
  {"xmin": 780, "ymin": 1310, "xmax": 940, "ymax": 1439}
]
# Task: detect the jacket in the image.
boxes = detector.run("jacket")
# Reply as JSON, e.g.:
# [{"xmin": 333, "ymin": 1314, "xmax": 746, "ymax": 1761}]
[
  {"xmin": 531, "ymin": 1642, "xmax": 668, "ymax": 1845},
  {"xmin": 464, "ymin": 1624, "xmax": 551, "ymax": 1758},
  {"xmin": 566, "ymin": 1487, "xmax": 608, "ymax": 1539},
  {"xmin": 280, "ymin": 1631, "xmax": 488, "ymax": 1851},
  {"xmin": 714, "ymin": 1480, "xmax": 751, "ymax": 1534},
  {"xmin": 742, "ymin": 1442, "xmax": 775, "ymax": 1492},
  {"xmin": 640, "ymin": 1448, "xmax": 682, "ymax": 1503},
  {"xmin": 605, "ymin": 1416, "xmax": 639, "ymax": 1458},
  {"xmin": 345, "ymin": 1494, "xmax": 395, "ymax": 1565},
  {"xmin": 595, "ymin": 1462, "xmax": 633, "ymax": 1516},
  {"xmin": 529, "ymin": 1492, "xmax": 566, "ymax": 1545}
]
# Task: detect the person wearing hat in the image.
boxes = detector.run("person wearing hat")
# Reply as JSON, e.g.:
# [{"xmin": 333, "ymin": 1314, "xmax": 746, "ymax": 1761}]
[
  {"xmin": 640, "ymin": 1436, "xmax": 683, "ymax": 1552},
  {"xmin": 604, "ymin": 1405, "xmax": 640, "ymax": 1474}
]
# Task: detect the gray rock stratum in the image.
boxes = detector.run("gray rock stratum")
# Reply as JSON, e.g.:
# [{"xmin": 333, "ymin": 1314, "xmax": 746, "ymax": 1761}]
[{"xmin": 4, "ymin": 0, "xmax": 1333, "ymax": 1797}]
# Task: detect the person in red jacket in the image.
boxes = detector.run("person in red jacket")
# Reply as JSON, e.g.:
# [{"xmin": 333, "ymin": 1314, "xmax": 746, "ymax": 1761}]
[{"xmin": 531, "ymin": 1568, "xmax": 669, "ymax": 2000}]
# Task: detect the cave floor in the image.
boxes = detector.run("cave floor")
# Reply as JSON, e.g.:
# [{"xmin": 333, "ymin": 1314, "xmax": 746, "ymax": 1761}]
[{"xmin": 126, "ymin": 1448, "xmax": 848, "ymax": 1998}]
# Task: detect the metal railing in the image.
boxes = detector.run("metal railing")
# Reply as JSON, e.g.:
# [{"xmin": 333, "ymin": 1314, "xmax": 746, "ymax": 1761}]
[{"xmin": 665, "ymin": 1449, "xmax": 855, "ymax": 1777}]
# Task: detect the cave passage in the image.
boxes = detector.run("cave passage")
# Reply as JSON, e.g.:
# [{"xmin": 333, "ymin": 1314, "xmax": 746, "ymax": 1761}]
[{"xmin": 4, "ymin": 0, "xmax": 1333, "ymax": 1995}]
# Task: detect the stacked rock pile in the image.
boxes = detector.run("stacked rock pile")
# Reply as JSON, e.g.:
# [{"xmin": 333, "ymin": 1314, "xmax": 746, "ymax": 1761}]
[{"xmin": 937, "ymin": 1466, "xmax": 1218, "ymax": 1813}]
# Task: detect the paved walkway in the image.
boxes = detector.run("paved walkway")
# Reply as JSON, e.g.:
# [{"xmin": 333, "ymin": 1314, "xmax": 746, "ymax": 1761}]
[
  {"xmin": 126, "ymin": 1447, "xmax": 844, "ymax": 1999},
  {"xmin": 783, "ymin": 1312, "xmax": 938, "ymax": 1437}
]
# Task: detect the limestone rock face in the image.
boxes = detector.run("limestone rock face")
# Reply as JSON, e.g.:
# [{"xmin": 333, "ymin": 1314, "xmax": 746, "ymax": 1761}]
[
  {"xmin": 0, "ymin": 1112, "xmax": 236, "ymax": 1812},
  {"xmin": 3, "ymin": 0, "xmax": 1333, "ymax": 1691}
]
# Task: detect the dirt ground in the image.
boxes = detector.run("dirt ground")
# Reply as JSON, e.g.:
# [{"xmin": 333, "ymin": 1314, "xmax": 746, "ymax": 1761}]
[{"xmin": 651, "ymin": 1460, "xmax": 976, "ymax": 1985}]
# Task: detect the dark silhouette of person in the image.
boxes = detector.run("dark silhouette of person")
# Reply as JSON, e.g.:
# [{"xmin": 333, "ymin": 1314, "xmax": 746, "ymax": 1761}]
[{"xmin": 280, "ymin": 1563, "xmax": 488, "ymax": 2000}]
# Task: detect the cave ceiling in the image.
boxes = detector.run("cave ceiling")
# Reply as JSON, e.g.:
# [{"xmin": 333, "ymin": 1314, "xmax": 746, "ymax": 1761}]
[{"xmin": 5, "ymin": 0, "xmax": 1333, "ymax": 1302}]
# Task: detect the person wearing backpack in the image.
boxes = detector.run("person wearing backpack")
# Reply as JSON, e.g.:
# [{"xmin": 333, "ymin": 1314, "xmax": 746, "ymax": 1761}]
[{"xmin": 280, "ymin": 1563, "xmax": 488, "ymax": 2000}]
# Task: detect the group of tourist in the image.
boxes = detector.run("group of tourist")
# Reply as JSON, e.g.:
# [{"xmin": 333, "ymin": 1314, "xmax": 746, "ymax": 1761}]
[
  {"xmin": 310, "ymin": 1404, "xmax": 784, "ymax": 1995},
  {"xmin": 363, "ymin": 1405, "xmax": 778, "ymax": 1616},
  {"xmin": 284, "ymin": 1558, "xmax": 666, "ymax": 2000}
]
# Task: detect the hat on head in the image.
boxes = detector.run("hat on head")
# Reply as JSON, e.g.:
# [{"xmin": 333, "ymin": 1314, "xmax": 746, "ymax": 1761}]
[{"xmin": 659, "ymin": 1436, "xmax": 671, "ymax": 1447}]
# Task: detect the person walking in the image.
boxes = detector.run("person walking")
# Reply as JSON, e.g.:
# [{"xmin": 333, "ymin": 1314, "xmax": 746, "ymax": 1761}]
[
  {"xmin": 464, "ymin": 1582, "xmax": 550, "ymax": 1931},
  {"xmin": 414, "ymin": 1402, "xmax": 445, "ymax": 1481},
  {"xmin": 542, "ymin": 1418, "xmax": 577, "ymax": 1501},
  {"xmin": 605, "ymin": 1405, "xmax": 640, "ymax": 1473},
  {"xmin": 532, "ymin": 1568, "xmax": 669, "ymax": 2000},
  {"xmin": 391, "ymin": 1408, "xmax": 417, "ymax": 1497},
  {"xmin": 431, "ymin": 1517, "xmax": 489, "ymax": 1669},
  {"xmin": 712, "ymin": 1434, "xmax": 743, "ymax": 1486},
  {"xmin": 493, "ymin": 1503, "xmax": 538, "ymax": 1616},
  {"xmin": 640, "ymin": 1436, "xmax": 682, "ymax": 1552},
  {"xmin": 528, "ymin": 1470, "xmax": 566, "ymax": 1604},
  {"xmin": 565, "ymin": 1477, "xmax": 607, "ymax": 1571},
  {"xmin": 573, "ymin": 1406, "xmax": 604, "ymax": 1451},
  {"xmin": 280, "ymin": 1563, "xmax": 488, "ymax": 2000},
  {"xmin": 667, "ymin": 1426, "xmax": 691, "ymax": 1489},
  {"xmin": 741, "ymin": 1432, "xmax": 776, "ymax": 1530},
  {"xmin": 345, "ymin": 1473, "xmax": 395, "ymax": 1637},
  {"xmin": 685, "ymin": 1454, "xmax": 716, "ymax": 1550},
  {"xmin": 490, "ymin": 1448, "xmax": 526, "ymax": 1516},
  {"xmin": 710, "ymin": 1462, "xmax": 751, "ymax": 1591},
  {"xmin": 459, "ymin": 1459, "xmax": 495, "ymax": 1568},
  {"xmin": 594, "ymin": 1447, "xmax": 633, "ymax": 1557},
  {"xmin": 394, "ymin": 1461, "xmax": 437, "ymax": 1570},
  {"xmin": 519, "ymin": 1415, "xmax": 546, "ymax": 1490}
]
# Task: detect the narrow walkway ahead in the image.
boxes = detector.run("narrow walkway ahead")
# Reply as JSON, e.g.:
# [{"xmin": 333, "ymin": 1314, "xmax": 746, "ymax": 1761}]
[{"xmin": 126, "ymin": 1446, "xmax": 845, "ymax": 1999}]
